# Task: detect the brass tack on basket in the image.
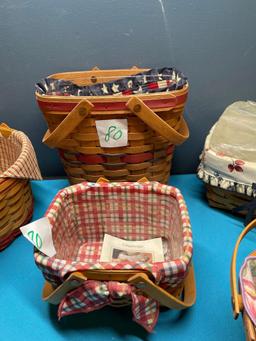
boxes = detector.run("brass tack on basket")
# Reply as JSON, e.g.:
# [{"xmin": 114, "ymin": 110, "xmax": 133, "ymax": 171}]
[
  {"xmin": 91, "ymin": 75, "xmax": 97, "ymax": 83},
  {"xmin": 79, "ymin": 107, "xmax": 87, "ymax": 116},
  {"xmin": 133, "ymin": 104, "xmax": 141, "ymax": 113}
]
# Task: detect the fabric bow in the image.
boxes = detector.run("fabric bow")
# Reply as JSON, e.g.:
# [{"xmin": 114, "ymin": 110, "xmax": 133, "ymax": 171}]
[{"xmin": 58, "ymin": 280, "xmax": 159, "ymax": 332}]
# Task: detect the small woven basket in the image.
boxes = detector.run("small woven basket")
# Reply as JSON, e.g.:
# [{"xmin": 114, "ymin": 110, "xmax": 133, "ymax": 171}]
[
  {"xmin": 36, "ymin": 67, "xmax": 189, "ymax": 184},
  {"xmin": 35, "ymin": 178, "xmax": 195, "ymax": 331},
  {"xmin": 0, "ymin": 123, "xmax": 42, "ymax": 250}
]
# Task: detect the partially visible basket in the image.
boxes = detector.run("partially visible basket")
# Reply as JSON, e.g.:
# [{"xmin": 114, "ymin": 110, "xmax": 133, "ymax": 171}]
[
  {"xmin": 35, "ymin": 66, "xmax": 189, "ymax": 184},
  {"xmin": 197, "ymin": 101, "xmax": 256, "ymax": 224},
  {"xmin": 231, "ymin": 219, "xmax": 256, "ymax": 341},
  {"xmin": 0, "ymin": 123, "xmax": 42, "ymax": 250}
]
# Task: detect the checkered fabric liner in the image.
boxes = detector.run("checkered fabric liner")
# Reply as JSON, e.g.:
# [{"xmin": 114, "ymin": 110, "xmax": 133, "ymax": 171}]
[
  {"xmin": 0, "ymin": 128, "xmax": 42, "ymax": 180},
  {"xmin": 34, "ymin": 181, "xmax": 192, "ymax": 331}
]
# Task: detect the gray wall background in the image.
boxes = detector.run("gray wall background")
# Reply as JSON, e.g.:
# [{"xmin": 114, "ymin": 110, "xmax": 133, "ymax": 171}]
[{"xmin": 0, "ymin": 0, "xmax": 256, "ymax": 177}]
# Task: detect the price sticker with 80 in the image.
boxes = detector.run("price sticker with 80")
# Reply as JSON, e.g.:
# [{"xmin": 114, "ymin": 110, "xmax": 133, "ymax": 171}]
[{"xmin": 95, "ymin": 119, "xmax": 128, "ymax": 148}]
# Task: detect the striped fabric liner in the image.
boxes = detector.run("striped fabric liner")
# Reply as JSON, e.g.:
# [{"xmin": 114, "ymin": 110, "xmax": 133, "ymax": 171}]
[{"xmin": 0, "ymin": 129, "xmax": 42, "ymax": 180}]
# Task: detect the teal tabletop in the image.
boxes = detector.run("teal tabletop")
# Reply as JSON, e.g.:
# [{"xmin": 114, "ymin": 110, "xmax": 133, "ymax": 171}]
[{"xmin": 0, "ymin": 174, "xmax": 252, "ymax": 341}]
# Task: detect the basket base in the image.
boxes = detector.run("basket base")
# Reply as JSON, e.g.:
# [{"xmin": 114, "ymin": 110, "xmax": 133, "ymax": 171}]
[{"xmin": 206, "ymin": 184, "xmax": 253, "ymax": 216}]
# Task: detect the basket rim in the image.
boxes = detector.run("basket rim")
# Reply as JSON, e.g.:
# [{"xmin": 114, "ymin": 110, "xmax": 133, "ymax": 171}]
[
  {"xmin": 35, "ymin": 83, "xmax": 189, "ymax": 103},
  {"xmin": 34, "ymin": 181, "xmax": 193, "ymax": 284}
]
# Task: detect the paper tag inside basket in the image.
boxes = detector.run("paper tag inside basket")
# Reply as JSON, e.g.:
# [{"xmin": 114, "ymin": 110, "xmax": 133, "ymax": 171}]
[
  {"xmin": 95, "ymin": 119, "xmax": 128, "ymax": 148},
  {"xmin": 100, "ymin": 234, "xmax": 164, "ymax": 262},
  {"xmin": 20, "ymin": 217, "xmax": 56, "ymax": 257}
]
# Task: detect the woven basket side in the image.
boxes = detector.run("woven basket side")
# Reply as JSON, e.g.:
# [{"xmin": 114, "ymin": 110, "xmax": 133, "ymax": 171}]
[
  {"xmin": 0, "ymin": 136, "xmax": 21, "ymax": 174},
  {"xmin": 0, "ymin": 178, "xmax": 33, "ymax": 249},
  {"xmin": 206, "ymin": 184, "xmax": 252, "ymax": 213}
]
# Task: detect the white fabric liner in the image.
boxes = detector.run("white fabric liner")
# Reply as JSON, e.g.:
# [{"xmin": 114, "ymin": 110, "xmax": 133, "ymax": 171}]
[
  {"xmin": 210, "ymin": 101, "xmax": 256, "ymax": 161},
  {"xmin": 198, "ymin": 101, "xmax": 256, "ymax": 196}
]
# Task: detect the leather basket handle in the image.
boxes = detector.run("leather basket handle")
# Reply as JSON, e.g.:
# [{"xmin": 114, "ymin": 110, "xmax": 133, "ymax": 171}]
[
  {"xmin": 231, "ymin": 219, "xmax": 256, "ymax": 319},
  {"xmin": 42, "ymin": 99, "xmax": 94, "ymax": 148},
  {"xmin": 126, "ymin": 97, "xmax": 189, "ymax": 145}
]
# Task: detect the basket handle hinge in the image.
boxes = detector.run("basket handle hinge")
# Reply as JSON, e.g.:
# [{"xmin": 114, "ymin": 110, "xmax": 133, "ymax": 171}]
[
  {"xmin": 42, "ymin": 100, "xmax": 94, "ymax": 148},
  {"xmin": 128, "ymin": 264, "xmax": 196, "ymax": 309}
]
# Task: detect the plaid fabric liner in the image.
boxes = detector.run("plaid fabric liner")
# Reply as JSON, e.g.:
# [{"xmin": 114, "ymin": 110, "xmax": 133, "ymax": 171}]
[
  {"xmin": 34, "ymin": 181, "xmax": 192, "ymax": 331},
  {"xmin": 0, "ymin": 129, "xmax": 42, "ymax": 180}
]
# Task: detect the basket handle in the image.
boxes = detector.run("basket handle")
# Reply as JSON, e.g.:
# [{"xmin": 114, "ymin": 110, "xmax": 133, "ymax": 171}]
[
  {"xmin": 126, "ymin": 97, "xmax": 189, "ymax": 145},
  {"xmin": 42, "ymin": 99, "xmax": 94, "ymax": 148},
  {"xmin": 42, "ymin": 264, "xmax": 196, "ymax": 309},
  {"xmin": 129, "ymin": 264, "xmax": 196, "ymax": 309},
  {"xmin": 0, "ymin": 123, "xmax": 13, "ymax": 138},
  {"xmin": 231, "ymin": 219, "xmax": 256, "ymax": 319},
  {"xmin": 96, "ymin": 177, "xmax": 149, "ymax": 184}
]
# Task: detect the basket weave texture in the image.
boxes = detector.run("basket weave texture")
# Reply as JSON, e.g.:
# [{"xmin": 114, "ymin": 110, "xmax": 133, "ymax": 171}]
[
  {"xmin": 36, "ymin": 67, "xmax": 189, "ymax": 184},
  {"xmin": 0, "ymin": 124, "xmax": 42, "ymax": 250},
  {"xmin": 35, "ymin": 180, "xmax": 193, "ymax": 331}
]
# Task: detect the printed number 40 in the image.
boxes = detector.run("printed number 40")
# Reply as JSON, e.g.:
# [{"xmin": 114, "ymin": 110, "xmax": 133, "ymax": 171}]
[{"xmin": 105, "ymin": 125, "xmax": 122, "ymax": 142}]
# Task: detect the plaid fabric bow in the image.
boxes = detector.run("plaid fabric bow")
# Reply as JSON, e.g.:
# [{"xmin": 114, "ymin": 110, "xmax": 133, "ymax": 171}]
[{"xmin": 58, "ymin": 280, "xmax": 159, "ymax": 332}]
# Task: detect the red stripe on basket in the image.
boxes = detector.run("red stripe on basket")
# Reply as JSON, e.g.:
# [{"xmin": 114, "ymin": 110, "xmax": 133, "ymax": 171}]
[
  {"xmin": 122, "ymin": 152, "xmax": 153, "ymax": 164},
  {"xmin": 37, "ymin": 93, "xmax": 187, "ymax": 113},
  {"xmin": 166, "ymin": 145, "xmax": 174, "ymax": 155},
  {"xmin": 63, "ymin": 147, "xmax": 174, "ymax": 165},
  {"xmin": 0, "ymin": 207, "xmax": 33, "ymax": 251},
  {"xmin": 77, "ymin": 154, "xmax": 105, "ymax": 164}
]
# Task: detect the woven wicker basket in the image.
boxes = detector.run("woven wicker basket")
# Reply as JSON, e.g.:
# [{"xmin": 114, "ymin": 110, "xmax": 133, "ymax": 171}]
[
  {"xmin": 0, "ymin": 123, "xmax": 42, "ymax": 250},
  {"xmin": 35, "ymin": 177, "xmax": 195, "ymax": 332},
  {"xmin": 36, "ymin": 67, "xmax": 189, "ymax": 184}
]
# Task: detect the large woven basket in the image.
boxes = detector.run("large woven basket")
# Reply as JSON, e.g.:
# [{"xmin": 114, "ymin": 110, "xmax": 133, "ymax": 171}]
[
  {"xmin": 0, "ymin": 123, "xmax": 42, "ymax": 250},
  {"xmin": 35, "ymin": 178, "xmax": 195, "ymax": 332},
  {"xmin": 36, "ymin": 67, "xmax": 189, "ymax": 184}
]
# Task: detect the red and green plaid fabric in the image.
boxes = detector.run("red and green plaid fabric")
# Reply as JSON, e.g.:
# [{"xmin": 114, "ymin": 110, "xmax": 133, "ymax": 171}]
[
  {"xmin": 34, "ymin": 181, "xmax": 192, "ymax": 331},
  {"xmin": 0, "ymin": 128, "xmax": 42, "ymax": 180}
]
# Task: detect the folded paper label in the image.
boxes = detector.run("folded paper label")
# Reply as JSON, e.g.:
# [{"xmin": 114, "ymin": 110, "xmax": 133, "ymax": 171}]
[
  {"xmin": 95, "ymin": 119, "xmax": 128, "ymax": 148},
  {"xmin": 20, "ymin": 217, "xmax": 56, "ymax": 257},
  {"xmin": 100, "ymin": 234, "xmax": 164, "ymax": 262}
]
